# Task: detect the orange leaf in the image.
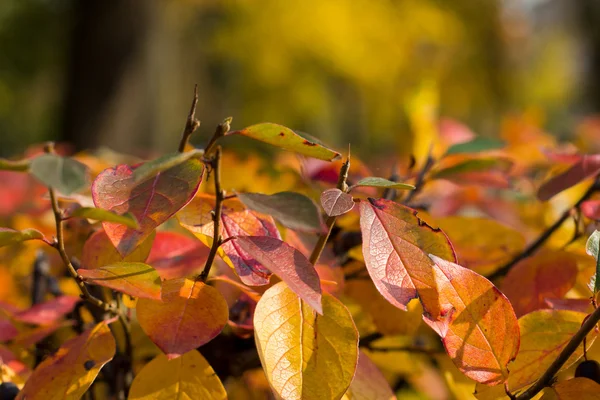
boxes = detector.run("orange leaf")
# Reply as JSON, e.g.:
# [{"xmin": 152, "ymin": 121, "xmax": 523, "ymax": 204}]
[
  {"xmin": 341, "ymin": 351, "xmax": 395, "ymax": 400},
  {"xmin": 541, "ymin": 377, "xmax": 600, "ymax": 399},
  {"xmin": 146, "ymin": 231, "xmax": 210, "ymax": 280},
  {"xmin": 78, "ymin": 262, "xmax": 162, "ymax": 300},
  {"xmin": 136, "ymin": 278, "xmax": 228, "ymax": 359},
  {"xmin": 81, "ymin": 229, "xmax": 155, "ymax": 269},
  {"xmin": 537, "ymin": 154, "xmax": 600, "ymax": 201},
  {"xmin": 92, "ymin": 159, "xmax": 204, "ymax": 256},
  {"xmin": 233, "ymin": 236, "xmax": 323, "ymax": 314},
  {"xmin": 16, "ymin": 320, "xmax": 116, "ymax": 400},
  {"xmin": 128, "ymin": 350, "xmax": 227, "ymax": 400},
  {"xmin": 14, "ymin": 296, "xmax": 80, "ymax": 326},
  {"xmin": 501, "ymin": 250, "xmax": 578, "ymax": 317},
  {"xmin": 428, "ymin": 255, "xmax": 520, "ymax": 385}
]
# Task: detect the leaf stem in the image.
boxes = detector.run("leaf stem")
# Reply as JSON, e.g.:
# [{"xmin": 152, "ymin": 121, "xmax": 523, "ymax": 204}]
[
  {"xmin": 488, "ymin": 180, "xmax": 600, "ymax": 281},
  {"xmin": 177, "ymin": 85, "xmax": 201, "ymax": 153},
  {"xmin": 309, "ymin": 155, "xmax": 351, "ymax": 265},
  {"xmin": 513, "ymin": 304, "xmax": 600, "ymax": 400},
  {"xmin": 199, "ymin": 146, "xmax": 224, "ymax": 282}
]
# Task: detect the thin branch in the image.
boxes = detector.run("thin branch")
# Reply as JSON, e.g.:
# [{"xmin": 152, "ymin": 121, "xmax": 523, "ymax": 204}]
[
  {"xmin": 403, "ymin": 155, "xmax": 434, "ymax": 205},
  {"xmin": 488, "ymin": 180, "xmax": 600, "ymax": 281},
  {"xmin": 204, "ymin": 117, "xmax": 232, "ymax": 157},
  {"xmin": 513, "ymin": 305, "xmax": 600, "ymax": 400},
  {"xmin": 199, "ymin": 146, "xmax": 224, "ymax": 282},
  {"xmin": 177, "ymin": 85, "xmax": 201, "ymax": 153},
  {"xmin": 309, "ymin": 154, "xmax": 351, "ymax": 265}
]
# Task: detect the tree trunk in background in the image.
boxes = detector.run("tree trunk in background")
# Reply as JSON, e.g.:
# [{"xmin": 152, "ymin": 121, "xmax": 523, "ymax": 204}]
[
  {"xmin": 576, "ymin": 0, "xmax": 600, "ymax": 113},
  {"xmin": 62, "ymin": 0, "xmax": 154, "ymax": 152}
]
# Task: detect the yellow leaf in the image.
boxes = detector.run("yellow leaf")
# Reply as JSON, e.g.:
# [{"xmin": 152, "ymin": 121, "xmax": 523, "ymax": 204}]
[
  {"xmin": 406, "ymin": 80, "xmax": 439, "ymax": 166},
  {"xmin": 541, "ymin": 377, "xmax": 600, "ymax": 400},
  {"xmin": 128, "ymin": 350, "xmax": 226, "ymax": 400},
  {"xmin": 341, "ymin": 350, "xmax": 395, "ymax": 400},
  {"xmin": 254, "ymin": 281, "xmax": 359, "ymax": 400}
]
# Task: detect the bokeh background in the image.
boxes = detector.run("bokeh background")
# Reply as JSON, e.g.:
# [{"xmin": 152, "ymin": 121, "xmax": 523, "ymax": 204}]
[{"xmin": 1, "ymin": 0, "xmax": 599, "ymax": 159}]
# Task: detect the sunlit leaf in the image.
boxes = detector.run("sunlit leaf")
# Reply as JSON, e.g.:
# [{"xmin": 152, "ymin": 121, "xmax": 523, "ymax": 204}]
[
  {"xmin": 228, "ymin": 123, "xmax": 341, "ymax": 161},
  {"xmin": 0, "ymin": 227, "xmax": 44, "ymax": 248},
  {"xmin": 321, "ymin": 188, "xmax": 355, "ymax": 217},
  {"xmin": 406, "ymin": 80, "xmax": 438, "ymax": 167},
  {"xmin": 128, "ymin": 350, "xmax": 227, "ymax": 400},
  {"xmin": 586, "ymin": 230, "xmax": 600, "ymax": 293},
  {"xmin": 505, "ymin": 310, "xmax": 597, "ymax": 393},
  {"xmin": 541, "ymin": 377, "xmax": 600, "ymax": 400},
  {"xmin": 30, "ymin": 154, "xmax": 88, "ymax": 195},
  {"xmin": 437, "ymin": 216, "xmax": 525, "ymax": 276},
  {"xmin": 341, "ymin": 351, "xmax": 395, "ymax": 400},
  {"xmin": 16, "ymin": 320, "xmax": 115, "ymax": 400},
  {"xmin": 501, "ymin": 250, "xmax": 578, "ymax": 317},
  {"xmin": 92, "ymin": 159, "xmax": 204, "ymax": 256},
  {"xmin": 78, "ymin": 262, "xmax": 161, "ymax": 300},
  {"xmin": 136, "ymin": 278, "xmax": 228, "ymax": 359},
  {"xmin": 445, "ymin": 137, "xmax": 505, "ymax": 155},
  {"xmin": 354, "ymin": 177, "xmax": 415, "ymax": 190},
  {"xmin": 14, "ymin": 296, "xmax": 80, "ymax": 325},
  {"xmin": 538, "ymin": 154, "xmax": 600, "ymax": 201},
  {"xmin": 428, "ymin": 255, "xmax": 520, "ymax": 385},
  {"xmin": 254, "ymin": 282, "xmax": 358, "ymax": 400},
  {"xmin": 132, "ymin": 149, "xmax": 204, "ymax": 183},
  {"xmin": 70, "ymin": 207, "xmax": 139, "ymax": 229},
  {"xmin": 81, "ymin": 230, "xmax": 155, "ymax": 270},
  {"xmin": 233, "ymin": 236, "xmax": 323, "ymax": 314},
  {"xmin": 237, "ymin": 191, "xmax": 323, "ymax": 232},
  {"xmin": 146, "ymin": 231, "xmax": 210, "ymax": 280},
  {"xmin": 178, "ymin": 194, "xmax": 279, "ymax": 285}
]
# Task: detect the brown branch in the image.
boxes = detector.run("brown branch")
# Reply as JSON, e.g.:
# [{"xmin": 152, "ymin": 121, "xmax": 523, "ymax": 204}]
[
  {"xmin": 177, "ymin": 85, "xmax": 201, "ymax": 153},
  {"xmin": 513, "ymin": 305, "xmax": 600, "ymax": 400},
  {"xmin": 309, "ymin": 154, "xmax": 351, "ymax": 265},
  {"xmin": 488, "ymin": 180, "xmax": 600, "ymax": 281},
  {"xmin": 204, "ymin": 117, "xmax": 232, "ymax": 157}
]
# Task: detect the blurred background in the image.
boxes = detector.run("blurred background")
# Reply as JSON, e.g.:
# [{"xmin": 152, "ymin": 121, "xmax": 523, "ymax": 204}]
[{"xmin": 1, "ymin": 0, "xmax": 599, "ymax": 159}]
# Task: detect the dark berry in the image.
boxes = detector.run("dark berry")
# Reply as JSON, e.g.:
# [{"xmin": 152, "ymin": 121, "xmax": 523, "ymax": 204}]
[
  {"xmin": 0, "ymin": 382, "xmax": 19, "ymax": 400},
  {"xmin": 575, "ymin": 359, "xmax": 600, "ymax": 384}
]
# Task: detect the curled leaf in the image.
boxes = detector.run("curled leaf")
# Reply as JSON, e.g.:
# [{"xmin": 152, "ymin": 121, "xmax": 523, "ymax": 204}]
[{"xmin": 321, "ymin": 188, "xmax": 355, "ymax": 217}]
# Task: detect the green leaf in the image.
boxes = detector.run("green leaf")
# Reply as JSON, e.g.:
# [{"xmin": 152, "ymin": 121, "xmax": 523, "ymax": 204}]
[
  {"xmin": 430, "ymin": 157, "xmax": 513, "ymax": 180},
  {"xmin": 445, "ymin": 137, "xmax": 505, "ymax": 155},
  {"xmin": 70, "ymin": 207, "xmax": 139, "ymax": 229},
  {"xmin": 354, "ymin": 177, "xmax": 415, "ymax": 190},
  {"xmin": 30, "ymin": 154, "xmax": 88, "ymax": 195},
  {"xmin": 0, "ymin": 228, "xmax": 44, "ymax": 247},
  {"xmin": 586, "ymin": 230, "xmax": 600, "ymax": 293},
  {"xmin": 228, "ymin": 123, "xmax": 341, "ymax": 161},
  {"xmin": 237, "ymin": 191, "xmax": 322, "ymax": 232},
  {"xmin": 0, "ymin": 158, "xmax": 30, "ymax": 172},
  {"xmin": 133, "ymin": 150, "xmax": 204, "ymax": 183}
]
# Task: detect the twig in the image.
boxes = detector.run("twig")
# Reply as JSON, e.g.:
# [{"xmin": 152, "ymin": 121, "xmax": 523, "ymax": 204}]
[
  {"xmin": 199, "ymin": 146, "xmax": 224, "ymax": 282},
  {"xmin": 403, "ymin": 155, "xmax": 434, "ymax": 205},
  {"xmin": 177, "ymin": 85, "xmax": 201, "ymax": 153},
  {"xmin": 513, "ymin": 305, "xmax": 600, "ymax": 400},
  {"xmin": 488, "ymin": 180, "xmax": 600, "ymax": 281},
  {"xmin": 204, "ymin": 117, "xmax": 232, "ymax": 157},
  {"xmin": 43, "ymin": 143, "xmax": 111, "ymax": 312},
  {"xmin": 309, "ymin": 154, "xmax": 351, "ymax": 265},
  {"xmin": 382, "ymin": 164, "xmax": 400, "ymax": 201}
]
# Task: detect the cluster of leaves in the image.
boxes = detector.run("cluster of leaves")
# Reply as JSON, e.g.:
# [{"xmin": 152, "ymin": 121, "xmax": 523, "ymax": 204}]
[{"xmin": 1, "ymin": 99, "xmax": 600, "ymax": 400}]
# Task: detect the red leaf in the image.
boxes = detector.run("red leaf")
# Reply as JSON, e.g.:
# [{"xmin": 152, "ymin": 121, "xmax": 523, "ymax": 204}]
[
  {"xmin": 81, "ymin": 230, "xmax": 154, "ymax": 270},
  {"xmin": 582, "ymin": 200, "xmax": 600, "ymax": 220},
  {"xmin": 501, "ymin": 250, "xmax": 578, "ymax": 317},
  {"xmin": 92, "ymin": 160, "xmax": 204, "ymax": 256},
  {"xmin": 232, "ymin": 236, "xmax": 323, "ymax": 314},
  {"xmin": 320, "ymin": 188, "xmax": 355, "ymax": 217},
  {"xmin": 0, "ymin": 319, "xmax": 18, "ymax": 342},
  {"xmin": 15, "ymin": 296, "xmax": 80, "ymax": 325},
  {"xmin": 146, "ymin": 232, "xmax": 211, "ymax": 280},
  {"xmin": 538, "ymin": 154, "xmax": 600, "ymax": 201}
]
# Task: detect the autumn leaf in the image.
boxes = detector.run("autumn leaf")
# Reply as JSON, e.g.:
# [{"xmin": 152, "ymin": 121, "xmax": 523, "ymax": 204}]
[
  {"xmin": 586, "ymin": 230, "xmax": 600, "ymax": 293},
  {"xmin": 78, "ymin": 262, "xmax": 162, "ymax": 300},
  {"xmin": 501, "ymin": 250, "xmax": 578, "ymax": 317},
  {"xmin": 254, "ymin": 282, "xmax": 358, "ymax": 400},
  {"xmin": 30, "ymin": 154, "xmax": 89, "ymax": 195},
  {"xmin": 445, "ymin": 137, "xmax": 505, "ymax": 155},
  {"xmin": 146, "ymin": 231, "xmax": 211, "ymax": 280},
  {"xmin": 69, "ymin": 207, "xmax": 139, "ymax": 229},
  {"xmin": 128, "ymin": 350, "xmax": 227, "ymax": 400},
  {"xmin": 16, "ymin": 320, "xmax": 116, "ymax": 400},
  {"xmin": 0, "ymin": 157, "xmax": 30, "ymax": 172},
  {"xmin": 540, "ymin": 377, "xmax": 600, "ymax": 399},
  {"xmin": 581, "ymin": 200, "xmax": 600, "ymax": 220},
  {"xmin": 430, "ymin": 156, "xmax": 513, "ymax": 188},
  {"xmin": 0, "ymin": 227, "xmax": 44, "ymax": 248},
  {"xmin": 321, "ymin": 188, "xmax": 355, "ymax": 217},
  {"xmin": 136, "ymin": 278, "xmax": 228, "ymax": 359},
  {"xmin": 428, "ymin": 255, "xmax": 520, "ymax": 385},
  {"xmin": 358, "ymin": 197, "xmax": 456, "ymax": 316},
  {"xmin": 353, "ymin": 177, "xmax": 415, "ymax": 190},
  {"xmin": 341, "ymin": 351, "xmax": 395, "ymax": 400},
  {"xmin": 232, "ymin": 236, "xmax": 323, "ymax": 314},
  {"xmin": 237, "ymin": 191, "xmax": 323, "ymax": 232},
  {"xmin": 227, "ymin": 123, "xmax": 341, "ymax": 161},
  {"xmin": 92, "ymin": 159, "xmax": 204, "ymax": 256},
  {"xmin": 537, "ymin": 154, "xmax": 600, "ymax": 201},
  {"xmin": 81, "ymin": 230, "xmax": 155, "ymax": 270},
  {"xmin": 506, "ymin": 310, "xmax": 597, "ymax": 393},
  {"xmin": 178, "ymin": 194, "xmax": 279, "ymax": 285},
  {"xmin": 132, "ymin": 150, "xmax": 204, "ymax": 183},
  {"xmin": 14, "ymin": 296, "xmax": 80, "ymax": 325}
]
